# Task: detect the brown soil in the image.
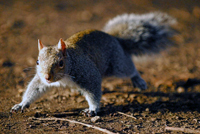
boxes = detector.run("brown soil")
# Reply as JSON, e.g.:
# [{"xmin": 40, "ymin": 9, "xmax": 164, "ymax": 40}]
[{"xmin": 1, "ymin": 0, "xmax": 200, "ymax": 133}]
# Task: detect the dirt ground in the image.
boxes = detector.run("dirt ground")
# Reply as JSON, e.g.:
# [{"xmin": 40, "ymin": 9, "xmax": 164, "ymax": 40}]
[{"xmin": 1, "ymin": 0, "xmax": 200, "ymax": 133}]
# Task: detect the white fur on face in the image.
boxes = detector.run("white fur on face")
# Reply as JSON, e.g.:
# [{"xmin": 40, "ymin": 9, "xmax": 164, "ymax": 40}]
[{"xmin": 36, "ymin": 46, "xmax": 65, "ymax": 86}]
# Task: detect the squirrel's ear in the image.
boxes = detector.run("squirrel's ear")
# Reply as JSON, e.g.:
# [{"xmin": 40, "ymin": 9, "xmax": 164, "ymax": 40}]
[
  {"xmin": 58, "ymin": 38, "xmax": 66, "ymax": 55},
  {"xmin": 38, "ymin": 39, "xmax": 44, "ymax": 51}
]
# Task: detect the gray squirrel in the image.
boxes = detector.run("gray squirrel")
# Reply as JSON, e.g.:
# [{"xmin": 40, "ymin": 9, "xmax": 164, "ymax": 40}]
[{"xmin": 10, "ymin": 12, "xmax": 176, "ymax": 116}]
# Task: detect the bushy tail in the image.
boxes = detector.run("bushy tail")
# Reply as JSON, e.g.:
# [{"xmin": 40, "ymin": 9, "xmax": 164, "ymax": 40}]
[{"xmin": 103, "ymin": 12, "xmax": 177, "ymax": 55}]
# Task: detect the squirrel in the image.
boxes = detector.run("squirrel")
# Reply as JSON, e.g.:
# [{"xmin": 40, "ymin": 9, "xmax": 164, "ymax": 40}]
[{"xmin": 10, "ymin": 12, "xmax": 176, "ymax": 116}]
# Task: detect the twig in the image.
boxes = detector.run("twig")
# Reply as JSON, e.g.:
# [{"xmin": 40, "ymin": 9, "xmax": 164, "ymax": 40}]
[
  {"xmin": 165, "ymin": 126, "xmax": 200, "ymax": 133},
  {"xmin": 117, "ymin": 111, "xmax": 137, "ymax": 120},
  {"xmin": 34, "ymin": 117, "xmax": 117, "ymax": 134}
]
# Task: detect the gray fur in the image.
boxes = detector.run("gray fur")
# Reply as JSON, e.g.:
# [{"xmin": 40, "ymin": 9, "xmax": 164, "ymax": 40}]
[{"xmin": 103, "ymin": 12, "xmax": 176, "ymax": 55}]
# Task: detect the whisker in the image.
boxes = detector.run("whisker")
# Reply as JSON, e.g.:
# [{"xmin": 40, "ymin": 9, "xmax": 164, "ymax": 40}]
[
  {"xmin": 24, "ymin": 73, "xmax": 36, "ymax": 77},
  {"xmin": 23, "ymin": 67, "xmax": 36, "ymax": 72},
  {"xmin": 22, "ymin": 74, "xmax": 36, "ymax": 80},
  {"xmin": 56, "ymin": 73, "xmax": 75, "ymax": 79}
]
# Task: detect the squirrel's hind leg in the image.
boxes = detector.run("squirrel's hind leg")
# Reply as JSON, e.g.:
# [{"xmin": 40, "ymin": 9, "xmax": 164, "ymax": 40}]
[
  {"xmin": 128, "ymin": 62, "xmax": 147, "ymax": 90},
  {"xmin": 131, "ymin": 73, "xmax": 147, "ymax": 91},
  {"xmin": 110, "ymin": 44, "xmax": 147, "ymax": 90}
]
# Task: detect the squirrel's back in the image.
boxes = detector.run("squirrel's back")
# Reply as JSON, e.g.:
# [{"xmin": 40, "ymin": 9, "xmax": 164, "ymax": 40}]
[{"xmin": 65, "ymin": 29, "xmax": 122, "ymax": 75}]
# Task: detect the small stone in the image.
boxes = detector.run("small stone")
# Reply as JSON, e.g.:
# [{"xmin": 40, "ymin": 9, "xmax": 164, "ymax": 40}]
[
  {"xmin": 157, "ymin": 111, "xmax": 162, "ymax": 115},
  {"xmin": 28, "ymin": 117, "xmax": 35, "ymax": 120},
  {"xmin": 128, "ymin": 94, "xmax": 136, "ymax": 102},
  {"xmin": 151, "ymin": 117, "xmax": 157, "ymax": 121},
  {"xmin": 29, "ymin": 125, "xmax": 36, "ymax": 128},
  {"xmin": 177, "ymin": 87, "xmax": 185, "ymax": 93},
  {"xmin": 141, "ymin": 112, "xmax": 148, "ymax": 117},
  {"xmin": 18, "ymin": 89, "xmax": 24, "ymax": 96},
  {"xmin": 193, "ymin": 119, "xmax": 198, "ymax": 123},
  {"xmin": 145, "ymin": 108, "xmax": 149, "ymax": 112},
  {"xmin": 91, "ymin": 116, "xmax": 101, "ymax": 123},
  {"xmin": 69, "ymin": 122, "xmax": 76, "ymax": 127}
]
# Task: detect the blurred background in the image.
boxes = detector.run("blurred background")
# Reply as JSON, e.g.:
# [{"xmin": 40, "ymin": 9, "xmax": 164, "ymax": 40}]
[{"xmin": 1, "ymin": 0, "xmax": 200, "ymax": 133}]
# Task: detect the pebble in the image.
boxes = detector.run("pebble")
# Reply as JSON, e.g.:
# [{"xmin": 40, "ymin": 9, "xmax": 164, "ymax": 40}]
[
  {"xmin": 177, "ymin": 87, "xmax": 185, "ymax": 93},
  {"xmin": 29, "ymin": 125, "xmax": 36, "ymax": 128},
  {"xmin": 145, "ymin": 108, "xmax": 149, "ymax": 112},
  {"xmin": 151, "ymin": 117, "xmax": 157, "ymax": 122},
  {"xmin": 193, "ymin": 119, "xmax": 197, "ymax": 123},
  {"xmin": 91, "ymin": 116, "xmax": 101, "ymax": 123},
  {"xmin": 69, "ymin": 122, "xmax": 76, "ymax": 127},
  {"xmin": 18, "ymin": 89, "xmax": 24, "ymax": 96}
]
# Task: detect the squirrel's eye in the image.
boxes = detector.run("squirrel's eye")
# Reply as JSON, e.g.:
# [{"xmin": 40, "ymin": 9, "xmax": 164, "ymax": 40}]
[
  {"xmin": 36, "ymin": 60, "xmax": 39, "ymax": 65},
  {"xmin": 59, "ymin": 60, "xmax": 64, "ymax": 68}
]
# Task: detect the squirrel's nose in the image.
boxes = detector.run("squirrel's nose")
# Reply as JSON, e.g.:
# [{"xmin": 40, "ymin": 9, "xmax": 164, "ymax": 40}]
[{"xmin": 45, "ymin": 74, "xmax": 51, "ymax": 81}]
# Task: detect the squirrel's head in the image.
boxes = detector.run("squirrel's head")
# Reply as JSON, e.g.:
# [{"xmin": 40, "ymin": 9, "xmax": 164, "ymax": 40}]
[{"xmin": 37, "ymin": 39, "xmax": 69, "ymax": 85}]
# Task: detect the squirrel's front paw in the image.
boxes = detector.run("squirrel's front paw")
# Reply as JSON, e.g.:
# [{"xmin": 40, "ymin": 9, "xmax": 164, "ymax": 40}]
[
  {"xmin": 81, "ymin": 109, "xmax": 97, "ymax": 117},
  {"xmin": 10, "ymin": 103, "xmax": 30, "ymax": 113}
]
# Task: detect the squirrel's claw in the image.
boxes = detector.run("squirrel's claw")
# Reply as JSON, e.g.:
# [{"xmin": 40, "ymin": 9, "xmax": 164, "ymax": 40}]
[
  {"xmin": 21, "ymin": 104, "xmax": 30, "ymax": 113},
  {"xmin": 81, "ymin": 109, "xmax": 97, "ymax": 117},
  {"xmin": 10, "ymin": 103, "xmax": 30, "ymax": 113},
  {"xmin": 10, "ymin": 104, "xmax": 22, "ymax": 113}
]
